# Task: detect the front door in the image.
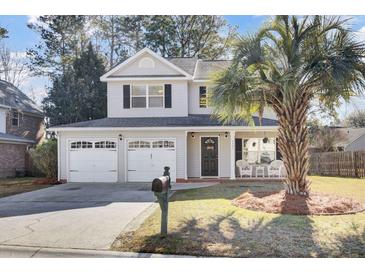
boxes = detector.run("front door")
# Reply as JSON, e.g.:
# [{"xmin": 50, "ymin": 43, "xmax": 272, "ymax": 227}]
[{"xmin": 201, "ymin": 137, "xmax": 219, "ymax": 176}]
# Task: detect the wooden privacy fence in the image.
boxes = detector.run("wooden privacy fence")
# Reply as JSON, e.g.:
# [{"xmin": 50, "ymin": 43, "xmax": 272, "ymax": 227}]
[{"xmin": 309, "ymin": 150, "xmax": 365, "ymax": 178}]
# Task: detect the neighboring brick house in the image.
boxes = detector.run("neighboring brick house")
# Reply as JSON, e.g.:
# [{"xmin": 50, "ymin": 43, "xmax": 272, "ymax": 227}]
[{"xmin": 0, "ymin": 80, "xmax": 44, "ymax": 178}]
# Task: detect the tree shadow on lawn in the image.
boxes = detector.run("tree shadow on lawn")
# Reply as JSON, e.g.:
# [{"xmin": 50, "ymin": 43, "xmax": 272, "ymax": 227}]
[
  {"xmin": 114, "ymin": 183, "xmax": 365, "ymax": 257},
  {"xmin": 325, "ymin": 225, "xmax": 365, "ymax": 257},
  {"xmin": 130, "ymin": 210, "xmax": 327, "ymax": 257}
]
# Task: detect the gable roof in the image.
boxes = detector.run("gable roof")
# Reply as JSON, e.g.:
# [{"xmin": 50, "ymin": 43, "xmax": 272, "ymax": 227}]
[
  {"xmin": 0, "ymin": 80, "xmax": 43, "ymax": 116},
  {"xmin": 335, "ymin": 127, "xmax": 365, "ymax": 147},
  {"xmin": 100, "ymin": 48, "xmax": 232, "ymax": 81},
  {"xmin": 166, "ymin": 57, "xmax": 198, "ymax": 76},
  {"xmin": 194, "ymin": 60, "xmax": 232, "ymax": 80},
  {"xmin": 100, "ymin": 48, "xmax": 193, "ymax": 81}
]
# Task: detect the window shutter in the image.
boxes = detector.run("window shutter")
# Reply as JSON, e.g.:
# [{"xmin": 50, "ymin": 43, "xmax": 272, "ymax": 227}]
[
  {"xmin": 164, "ymin": 84, "xmax": 172, "ymax": 108},
  {"xmin": 123, "ymin": 85, "xmax": 130, "ymax": 109},
  {"xmin": 235, "ymin": 138, "xmax": 243, "ymax": 162},
  {"xmin": 199, "ymin": 86, "xmax": 207, "ymax": 108}
]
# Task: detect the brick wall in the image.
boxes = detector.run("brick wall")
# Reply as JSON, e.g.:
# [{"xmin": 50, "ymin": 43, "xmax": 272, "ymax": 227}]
[
  {"xmin": 0, "ymin": 143, "xmax": 27, "ymax": 178},
  {"xmin": 6, "ymin": 111, "xmax": 45, "ymax": 143}
]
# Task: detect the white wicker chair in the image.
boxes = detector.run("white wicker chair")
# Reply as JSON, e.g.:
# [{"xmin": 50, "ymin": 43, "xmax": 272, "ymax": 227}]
[
  {"xmin": 268, "ymin": 160, "xmax": 285, "ymax": 178},
  {"xmin": 236, "ymin": 160, "xmax": 253, "ymax": 178}
]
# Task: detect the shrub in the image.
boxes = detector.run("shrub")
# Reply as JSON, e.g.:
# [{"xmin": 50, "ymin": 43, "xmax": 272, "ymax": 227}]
[
  {"xmin": 30, "ymin": 139, "xmax": 57, "ymax": 179},
  {"xmin": 345, "ymin": 110, "xmax": 365, "ymax": 128}
]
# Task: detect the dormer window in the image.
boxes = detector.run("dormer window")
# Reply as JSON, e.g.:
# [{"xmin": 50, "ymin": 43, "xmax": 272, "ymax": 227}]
[
  {"xmin": 11, "ymin": 110, "xmax": 19, "ymax": 126},
  {"xmin": 131, "ymin": 84, "xmax": 164, "ymax": 108}
]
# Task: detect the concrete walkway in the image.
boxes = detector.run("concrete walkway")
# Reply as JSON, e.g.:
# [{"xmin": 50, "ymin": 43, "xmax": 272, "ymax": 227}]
[{"xmin": 0, "ymin": 182, "xmax": 216, "ymax": 257}]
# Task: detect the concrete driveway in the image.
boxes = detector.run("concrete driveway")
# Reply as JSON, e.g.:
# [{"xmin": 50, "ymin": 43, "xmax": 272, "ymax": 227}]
[
  {"xmin": 0, "ymin": 183, "xmax": 157, "ymax": 251},
  {"xmin": 0, "ymin": 182, "xmax": 216, "ymax": 255}
]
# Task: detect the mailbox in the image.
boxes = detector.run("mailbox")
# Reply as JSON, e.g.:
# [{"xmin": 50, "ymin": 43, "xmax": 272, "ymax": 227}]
[
  {"xmin": 151, "ymin": 166, "xmax": 171, "ymax": 238},
  {"xmin": 151, "ymin": 177, "xmax": 169, "ymax": 193}
]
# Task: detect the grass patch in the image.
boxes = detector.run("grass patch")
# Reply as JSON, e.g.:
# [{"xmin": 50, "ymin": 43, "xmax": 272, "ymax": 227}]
[
  {"xmin": 112, "ymin": 176, "xmax": 365, "ymax": 257},
  {"xmin": 0, "ymin": 177, "xmax": 53, "ymax": 198}
]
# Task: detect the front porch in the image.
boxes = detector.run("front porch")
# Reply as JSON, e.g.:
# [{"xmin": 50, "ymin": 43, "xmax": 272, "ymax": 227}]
[{"xmin": 184, "ymin": 129, "xmax": 281, "ymax": 181}]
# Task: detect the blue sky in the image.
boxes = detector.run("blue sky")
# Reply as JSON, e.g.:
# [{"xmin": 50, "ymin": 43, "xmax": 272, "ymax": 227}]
[{"xmin": 0, "ymin": 15, "xmax": 364, "ymax": 121}]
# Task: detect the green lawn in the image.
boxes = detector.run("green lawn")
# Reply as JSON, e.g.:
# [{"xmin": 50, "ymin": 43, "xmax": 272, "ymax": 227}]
[
  {"xmin": 112, "ymin": 176, "xmax": 365, "ymax": 257},
  {"xmin": 0, "ymin": 177, "xmax": 53, "ymax": 198}
]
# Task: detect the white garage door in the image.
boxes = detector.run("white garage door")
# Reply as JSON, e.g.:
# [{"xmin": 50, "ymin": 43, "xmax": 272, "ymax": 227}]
[
  {"xmin": 127, "ymin": 138, "xmax": 176, "ymax": 182},
  {"xmin": 68, "ymin": 139, "xmax": 118, "ymax": 182}
]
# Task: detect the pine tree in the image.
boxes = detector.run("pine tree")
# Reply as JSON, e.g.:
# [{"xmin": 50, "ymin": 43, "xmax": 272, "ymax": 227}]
[
  {"xmin": 27, "ymin": 15, "xmax": 89, "ymax": 76},
  {"xmin": 43, "ymin": 43, "xmax": 106, "ymax": 126},
  {"xmin": 145, "ymin": 16, "xmax": 235, "ymax": 59}
]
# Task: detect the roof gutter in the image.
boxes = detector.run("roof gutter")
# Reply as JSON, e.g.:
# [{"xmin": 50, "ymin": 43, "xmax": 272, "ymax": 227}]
[
  {"xmin": 0, "ymin": 138, "xmax": 35, "ymax": 144},
  {"xmin": 47, "ymin": 126, "xmax": 279, "ymax": 132}
]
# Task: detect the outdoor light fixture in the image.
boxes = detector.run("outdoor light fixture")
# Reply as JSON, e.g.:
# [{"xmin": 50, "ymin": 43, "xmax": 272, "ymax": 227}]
[{"xmin": 263, "ymin": 137, "xmax": 269, "ymax": 144}]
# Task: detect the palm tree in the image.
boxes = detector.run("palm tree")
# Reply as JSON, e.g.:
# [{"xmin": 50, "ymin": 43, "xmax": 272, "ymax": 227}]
[{"xmin": 210, "ymin": 16, "xmax": 365, "ymax": 196}]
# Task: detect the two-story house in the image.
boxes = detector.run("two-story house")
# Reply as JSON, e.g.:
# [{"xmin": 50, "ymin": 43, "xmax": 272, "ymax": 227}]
[
  {"xmin": 51, "ymin": 48, "xmax": 279, "ymax": 183},
  {"xmin": 0, "ymin": 80, "xmax": 44, "ymax": 178}
]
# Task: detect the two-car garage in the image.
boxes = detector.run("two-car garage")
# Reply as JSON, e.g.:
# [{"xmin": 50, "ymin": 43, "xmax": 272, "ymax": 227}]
[{"xmin": 67, "ymin": 137, "xmax": 176, "ymax": 183}]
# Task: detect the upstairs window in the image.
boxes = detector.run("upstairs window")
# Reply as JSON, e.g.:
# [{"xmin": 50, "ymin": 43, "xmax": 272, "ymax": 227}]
[
  {"xmin": 11, "ymin": 111, "xmax": 19, "ymax": 126},
  {"xmin": 131, "ymin": 85, "xmax": 147, "ymax": 108},
  {"xmin": 131, "ymin": 84, "xmax": 164, "ymax": 109},
  {"xmin": 199, "ymin": 86, "xmax": 208, "ymax": 108},
  {"xmin": 148, "ymin": 85, "xmax": 164, "ymax": 108}
]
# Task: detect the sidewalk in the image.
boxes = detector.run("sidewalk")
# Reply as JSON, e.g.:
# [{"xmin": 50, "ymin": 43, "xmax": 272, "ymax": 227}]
[{"xmin": 0, "ymin": 245, "xmax": 195, "ymax": 258}]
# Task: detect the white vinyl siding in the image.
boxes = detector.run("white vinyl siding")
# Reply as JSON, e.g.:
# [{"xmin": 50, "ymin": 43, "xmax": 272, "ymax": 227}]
[
  {"xmin": 107, "ymin": 80, "xmax": 188, "ymax": 117},
  {"xmin": 188, "ymin": 82, "xmax": 213, "ymax": 115},
  {"xmin": 113, "ymin": 52, "xmax": 184, "ymax": 76}
]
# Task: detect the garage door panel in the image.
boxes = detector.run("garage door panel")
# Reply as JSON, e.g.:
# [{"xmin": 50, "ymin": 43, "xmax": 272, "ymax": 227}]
[
  {"xmin": 93, "ymin": 171, "xmax": 117, "ymax": 182},
  {"xmin": 127, "ymin": 139, "xmax": 176, "ymax": 182},
  {"xmin": 69, "ymin": 171, "xmax": 94, "ymax": 183},
  {"xmin": 68, "ymin": 139, "xmax": 118, "ymax": 183}
]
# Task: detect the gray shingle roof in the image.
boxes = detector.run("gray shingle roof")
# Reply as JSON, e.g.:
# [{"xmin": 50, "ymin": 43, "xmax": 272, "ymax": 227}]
[
  {"xmin": 335, "ymin": 127, "xmax": 365, "ymax": 146},
  {"xmin": 53, "ymin": 114, "xmax": 278, "ymax": 128},
  {"xmin": 0, "ymin": 132, "xmax": 35, "ymax": 144},
  {"xmin": 0, "ymin": 80, "xmax": 43, "ymax": 116},
  {"xmin": 167, "ymin": 58, "xmax": 198, "ymax": 76},
  {"xmin": 167, "ymin": 58, "xmax": 232, "ymax": 79},
  {"xmin": 194, "ymin": 60, "xmax": 232, "ymax": 79}
]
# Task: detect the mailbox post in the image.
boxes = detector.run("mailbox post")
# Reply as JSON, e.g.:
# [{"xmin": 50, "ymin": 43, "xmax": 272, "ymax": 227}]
[{"xmin": 151, "ymin": 166, "xmax": 171, "ymax": 238}]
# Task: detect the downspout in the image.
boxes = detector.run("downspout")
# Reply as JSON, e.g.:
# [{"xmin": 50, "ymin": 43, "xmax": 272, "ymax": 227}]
[{"xmin": 56, "ymin": 131, "xmax": 60, "ymax": 182}]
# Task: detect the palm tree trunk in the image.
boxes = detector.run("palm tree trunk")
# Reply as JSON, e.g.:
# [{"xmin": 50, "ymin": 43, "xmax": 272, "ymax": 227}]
[{"xmin": 274, "ymin": 93, "xmax": 311, "ymax": 196}]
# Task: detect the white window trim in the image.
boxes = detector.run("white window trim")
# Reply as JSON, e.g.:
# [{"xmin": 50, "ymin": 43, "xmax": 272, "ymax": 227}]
[{"xmin": 130, "ymin": 84, "xmax": 165, "ymax": 109}]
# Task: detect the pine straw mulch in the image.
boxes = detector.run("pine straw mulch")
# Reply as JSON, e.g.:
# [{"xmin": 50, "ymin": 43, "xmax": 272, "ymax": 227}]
[{"xmin": 232, "ymin": 190, "xmax": 365, "ymax": 215}]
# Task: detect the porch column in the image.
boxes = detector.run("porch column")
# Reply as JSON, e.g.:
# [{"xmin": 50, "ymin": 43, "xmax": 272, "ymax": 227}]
[
  {"xmin": 230, "ymin": 130, "xmax": 236, "ymax": 179},
  {"xmin": 184, "ymin": 131, "xmax": 188, "ymax": 180}
]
